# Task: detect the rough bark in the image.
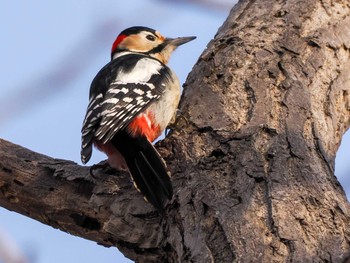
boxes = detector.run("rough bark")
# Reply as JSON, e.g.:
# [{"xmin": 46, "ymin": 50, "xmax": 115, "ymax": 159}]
[{"xmin": 1, "ymin": 0, "xmax": 350, "ymax": 262}]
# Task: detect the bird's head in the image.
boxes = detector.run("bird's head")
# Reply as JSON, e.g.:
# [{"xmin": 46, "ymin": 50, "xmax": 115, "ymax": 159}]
[{"xmin": 111, "ymin": 26, "xmax": 196, "ymax": 64}]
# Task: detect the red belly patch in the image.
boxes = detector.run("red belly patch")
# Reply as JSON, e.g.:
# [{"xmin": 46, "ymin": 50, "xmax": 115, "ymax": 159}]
[{"xmin": 127, "ymin": 112, "xmax": 161, "ymax": 142}]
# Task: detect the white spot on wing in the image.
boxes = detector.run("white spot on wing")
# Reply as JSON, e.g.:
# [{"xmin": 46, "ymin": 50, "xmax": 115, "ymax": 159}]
[
  {"xmin": 131, "ymin": 107, "xmax": 142, "ymax": 114},
  {"xmin": 147, "ymin": 83, "xmax": 155, "ymax": 90},
  {"xmin": 109, "ymin": 88, "xmax": 121, "ymax": 94},
  {"xmin": 102, "ymin": 98, "xmax": 119, "ymax": 104},
  {"xmin": 126, "ymin": 104, "xmax": 135, "ymax": 110},
  {"xmin": 101, "ymin": 109, "xmax": 113, "ymax": 117},
  {"xmin": 83, "ymin": 110, "xmax": 93, "ymax": 123},
  {"xmin": 122, "ymin": 97, "xmax": 133, "ymax": 103},
  {"xmin": 146, "ymin": 91, "xmax": 157, "ymax": 99},
  {"xmin": 134, "ymin": 88, "xmax": 144, "ymax": 95},
  {"xmin": 88, "ymin": 93, "xmax": 102, "ymax": 107},
  {"xmin": 121, "ymin": 87, "xmax": 129, "ymax": 93}
]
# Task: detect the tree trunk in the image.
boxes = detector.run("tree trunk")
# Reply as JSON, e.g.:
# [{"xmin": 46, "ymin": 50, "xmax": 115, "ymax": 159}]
[{"xmin": 1, "ymin": 0, "xmax": 350, "ymax": 262}]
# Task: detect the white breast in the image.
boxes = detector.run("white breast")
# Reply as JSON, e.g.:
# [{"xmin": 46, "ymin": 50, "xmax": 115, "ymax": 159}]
[{"xmin": 147, "ymin": 70, "xmax": 181, "ymax": 132}]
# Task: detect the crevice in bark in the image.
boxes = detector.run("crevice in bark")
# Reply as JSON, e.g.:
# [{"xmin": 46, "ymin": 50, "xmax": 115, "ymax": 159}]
[
  {"xmin": 202, "ymin": 205, "xmax": 236, "ymax": 262},
  {"xmin": 244, "ymin": 80, "xmax": 256, "ymax": 122},
  {"xmin": 311, "ymin": 122, "xmax": 335, "ymax": 173}
]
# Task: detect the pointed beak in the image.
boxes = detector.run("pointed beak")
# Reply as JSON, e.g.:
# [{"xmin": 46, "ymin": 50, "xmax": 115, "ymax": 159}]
[{"xmin": 165, "ymin": 36, "xmax": 196, "ymax": 47}]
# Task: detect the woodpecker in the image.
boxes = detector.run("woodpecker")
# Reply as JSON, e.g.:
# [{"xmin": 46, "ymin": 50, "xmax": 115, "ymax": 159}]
[{"xmin": 81, "ymin": 26, "xmax": 195, "ymax": 210}]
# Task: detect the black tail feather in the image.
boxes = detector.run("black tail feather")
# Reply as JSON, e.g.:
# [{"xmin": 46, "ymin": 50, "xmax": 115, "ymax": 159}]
[{"xmin": 112, "ymin": 131, "xmax": 173, "ymax": 210}]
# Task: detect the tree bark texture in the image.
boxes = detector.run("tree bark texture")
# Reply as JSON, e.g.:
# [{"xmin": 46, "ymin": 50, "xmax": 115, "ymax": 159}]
[{"xmin": 1, "ymin": 0, "xmax": 350, "ymax": 262}]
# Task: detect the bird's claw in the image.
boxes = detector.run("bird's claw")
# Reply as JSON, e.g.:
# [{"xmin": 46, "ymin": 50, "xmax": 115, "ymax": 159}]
[{"xmin": 165, "ymin": 110, "xmax": 189, "ymax": 135}]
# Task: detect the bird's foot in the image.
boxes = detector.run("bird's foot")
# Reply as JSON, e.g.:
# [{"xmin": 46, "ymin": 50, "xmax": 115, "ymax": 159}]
[{"xmin": 165, "ymin": 110, "xmax": 189, "ymax": 135}]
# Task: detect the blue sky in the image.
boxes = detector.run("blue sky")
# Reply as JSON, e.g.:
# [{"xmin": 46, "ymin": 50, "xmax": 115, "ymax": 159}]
[
  {"xmin": 0, "ymin": 1, "xmax": 349, "ymax": 263},
  {"xmin": 0, "ymin": 1, "xmax": 231, "ymax": 262}
]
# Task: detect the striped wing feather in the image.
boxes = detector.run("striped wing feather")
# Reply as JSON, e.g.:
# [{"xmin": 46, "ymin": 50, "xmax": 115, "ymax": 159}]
[
  {"xmin": 81, "ymin": 53, "xmax": 170, "ymax": 163},
  {"xmin": 95, "ymin": 81, "xmax": 162, "ymax": 143}
]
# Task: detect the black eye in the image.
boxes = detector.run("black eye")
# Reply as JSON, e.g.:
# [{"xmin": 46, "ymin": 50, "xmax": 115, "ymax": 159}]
[{"xmin": 146, "ymin": 34, "xmax": 156, "ymax": 41}]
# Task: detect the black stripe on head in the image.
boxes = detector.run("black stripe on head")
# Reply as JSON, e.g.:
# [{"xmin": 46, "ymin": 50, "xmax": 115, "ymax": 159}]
[
  {"xmin": 120, "ymin": 26, "xmax": 156, "ymax": 36},
  {"xmin": 146, "ymin": 42, "xmax": 167, "ymax": 55}
]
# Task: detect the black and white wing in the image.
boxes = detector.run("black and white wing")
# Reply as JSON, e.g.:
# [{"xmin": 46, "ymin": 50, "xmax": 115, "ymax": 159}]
[{"xmin": 81, "ymin": 54, "xmax": 173, "ymax": 164}]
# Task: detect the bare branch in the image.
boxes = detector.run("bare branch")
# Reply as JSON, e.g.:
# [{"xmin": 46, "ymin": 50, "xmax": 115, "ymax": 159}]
[{"xmin": 0, "ymin": 138, "xmax": 166, "ymax": 261}]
